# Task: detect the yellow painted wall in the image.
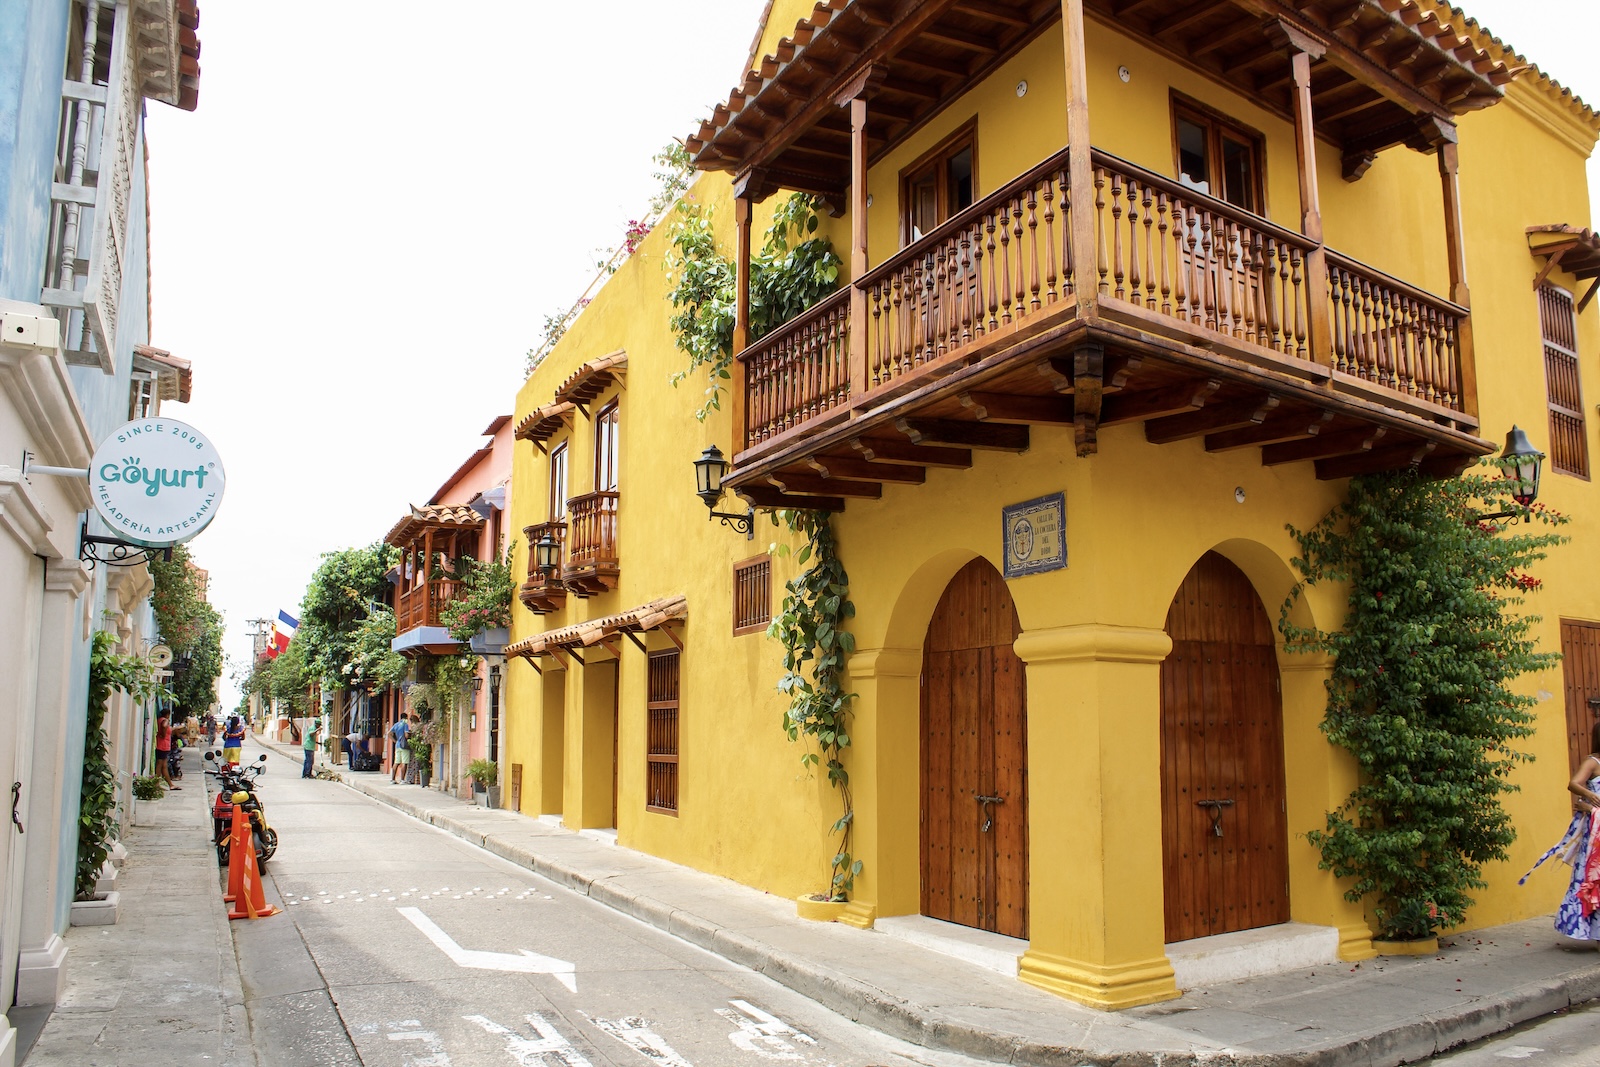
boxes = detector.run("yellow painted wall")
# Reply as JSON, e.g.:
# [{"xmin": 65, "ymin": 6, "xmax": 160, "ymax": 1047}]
[{"xmin": 505, "ymin": 0, "xmax": 1600, "ymax": 997}]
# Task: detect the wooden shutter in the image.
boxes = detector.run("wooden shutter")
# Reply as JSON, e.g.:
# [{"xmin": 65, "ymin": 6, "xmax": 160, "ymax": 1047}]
[
  {"xmin": 732, "ymin": 555, "xmax": 772, "ymax": 636},
  {"xmin": 646, "ymin": 650, "xmax": 680, "ymax": 815},
  {"xmin": 1540, "ymin": 285, "xmax": 1588, "ymax": 478}
]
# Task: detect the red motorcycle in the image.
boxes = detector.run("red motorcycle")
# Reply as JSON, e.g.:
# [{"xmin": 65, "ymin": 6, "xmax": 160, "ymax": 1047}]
[{"xmin": 205, "ymin": 751, "xmax": 276, "ymax": 868}]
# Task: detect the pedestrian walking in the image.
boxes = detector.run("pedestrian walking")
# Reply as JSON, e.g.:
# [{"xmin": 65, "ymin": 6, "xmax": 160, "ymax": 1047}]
[
  {"xmin": 154, "ymin": 714, "xmax": 179, "ymax": 790},
  {"xmin": 389, "ymin": 714, "xmax": 411, "ymax": 783},
  {"xmin": 302, "ymin": 717, "xmax": 322, "ymax": 778},
  {"xmin": 222, "ymin": 714, "xmax": 245, "ymax": 765},
  {"xmin": 1521, "ymin": 722, "xmax": 1600, "ymax": 942}
]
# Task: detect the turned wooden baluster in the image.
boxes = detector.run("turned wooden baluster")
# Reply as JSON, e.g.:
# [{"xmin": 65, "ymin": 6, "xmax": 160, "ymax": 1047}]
[
  {"xmin": 1095, "ymin": 167, "xmax": 1110, "ymax": 296},
  {"xmin": 1199, "ymin": 211, "xmax": 1217, "ymax": 330},
  {"xmin": 1011, "ymin": 199, "xmax": 1027, "ymax": 318},
  {"xmin": 994, "ymin": 205, "xmax": 1013, "ymax": 325},
  {"xmin": 1026, "ymin": 188, "xmax": 1042, "ymax": 312},
  {"xmin": 1290, "ymin": 248, "xmax": 1306, "ymax": 359},
  {"xmin": 1249, "ymin": 234, "xmax": 1268, "ymax": 346},
  {"xmin": 1110, "ymin": 173, "xmax": 1126, "ymax": 300},
  {"xmin": 1140, "ymin": 183, "xmax": 1156, "ymax": 311},
  {"xmin": 1060, "ymin": 169, "xmax": 1075, "ymax": 301},
  {"xmin": 932, "ymin": 244, "xmax": 949, "ymax": 359},
  {"xmin": 1125, "ymin": 177, "xmax": 1142, "ymax": 304},
  {"xmin": 985, "ymin": 214, "xmax": 1000, "ymax": 333},
  {"xmin": 1156, "ymin": 193, "xmax": 1172, "ymax": 317},
  {"xmin": 1172, "ymin": 202, "xmax": 1190, "ymax": 321},
  {"xmin": 1042, "ymin": 177, "xmax": 1058, "ymax": 305}
]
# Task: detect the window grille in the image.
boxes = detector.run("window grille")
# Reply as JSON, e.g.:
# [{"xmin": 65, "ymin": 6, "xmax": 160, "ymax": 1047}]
[
  {"xmin": 732, "ymin": 555, "xmax": 772, "ymax": 636},
  {"xmin": 1540, "ymin": 285, "xmax": 1588, "ymax": 478},
  {"xmin": 646, "ymin": 650, "xmax": 680, "ymax": 815}
]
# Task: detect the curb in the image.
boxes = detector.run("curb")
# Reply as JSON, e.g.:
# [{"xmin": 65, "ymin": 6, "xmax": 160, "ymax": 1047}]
[{"xmin": 279, "ymin": 738, "xmax": 1600, "ymax": 1067}]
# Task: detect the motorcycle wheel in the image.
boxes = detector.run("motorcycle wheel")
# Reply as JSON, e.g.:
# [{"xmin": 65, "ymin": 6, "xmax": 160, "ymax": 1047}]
[
  {"xmin": 259, "ymin": 826, "xmax": 279, "ymax": 861},
  {"xmin": 216, "ymin": 842, "xmax": 229, "ymax": 866},
  {"xmin": 252, "ymin": 831, "xmax": 269, "ymax": 872}
]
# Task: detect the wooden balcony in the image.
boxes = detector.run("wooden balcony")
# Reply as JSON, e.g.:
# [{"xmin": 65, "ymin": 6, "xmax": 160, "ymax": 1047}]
[
  {"xmin": 562, "ymin": 491, "xmax": 619, "ymax": 597},
  {"xmin": 396, "ymin": 579, "xmax": 462, "ymax": 634},
  {"xmin": 520, "ymin": 521, "xmax": 569, "ymax": 615},
  {"xmin": 727, "ymin": 147, "xmax": 1489, "ymax": 509}
]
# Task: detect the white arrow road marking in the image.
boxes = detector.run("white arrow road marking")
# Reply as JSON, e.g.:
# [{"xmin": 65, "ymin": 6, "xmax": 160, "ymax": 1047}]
[
  {"xmin": 715, "ymin": 1000, "xmax": 816, "ymax": 1060},
  {"xmin": 351, "ymin": 1020, "xmax": 453, "ymax": 1067},
  {"xmin": 582, "ymin": 1013, "xmax": 694, "ymax": 1067},
  {"xmin": 465, "ymin": 1012, "xmax": 591, "ymax": 1067},
  {"xmin": 399, "ymin": 906, "xmax": 578, "ymax": 991}
]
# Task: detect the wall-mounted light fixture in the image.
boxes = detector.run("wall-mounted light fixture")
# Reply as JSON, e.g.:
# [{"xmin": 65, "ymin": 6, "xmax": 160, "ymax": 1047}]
[
  {"xmin": 1480, "ymin": 425, "xmax": 1543, "ymax": 522},
  {"xmin": 534, "ymin": 531, "xmax": 561, "ymax": 576},
  {"xmin": 693, "ymin": 445, "xmax": 755, "ymax": 539}
]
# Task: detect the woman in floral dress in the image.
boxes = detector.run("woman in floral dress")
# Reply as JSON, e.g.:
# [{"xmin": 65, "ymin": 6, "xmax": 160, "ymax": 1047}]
[{"xmin": 1522, "ymin": 722, "xmax": 1600, "ymax": 940}]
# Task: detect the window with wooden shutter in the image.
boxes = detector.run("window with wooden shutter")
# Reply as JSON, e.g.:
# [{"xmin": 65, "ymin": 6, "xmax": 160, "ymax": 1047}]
[
  {"xmin": 646, "ymin": 650, "xmax": 680, "ymax": 815},
  {"xmin": 732, "ymin": 555, "xmax": 772, "ymax": 636},
  {"xmin": 1541, "ymin": 285, "xmax": 1588, "ymax": 477}
]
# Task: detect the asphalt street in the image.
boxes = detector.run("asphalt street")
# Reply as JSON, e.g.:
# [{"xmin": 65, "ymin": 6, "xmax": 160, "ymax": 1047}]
[
  {"xmin": 1426, "ymin": 1002, "xmax": 1600, "ymax": 1065},
  {"xmin": 222, "ymin": 739, "xmax": 991, "ymax": 1067}
]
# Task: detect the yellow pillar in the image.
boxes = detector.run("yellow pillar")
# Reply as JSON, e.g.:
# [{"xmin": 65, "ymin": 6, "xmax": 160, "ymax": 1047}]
[
  {"xmin": 1280, "ymin": 652, "xmax": 1375, "ymax": 960},
  {"xmin": 539, "ymin": 667, "xmax": 566, "ymax": 816},
  {"xmin": 841, "ymin": 646, "xmax": 924, "ymax": 927},
  {"xmin": 1014, "ymin": 623, "xmax": 1179, "ymax": 1010}
]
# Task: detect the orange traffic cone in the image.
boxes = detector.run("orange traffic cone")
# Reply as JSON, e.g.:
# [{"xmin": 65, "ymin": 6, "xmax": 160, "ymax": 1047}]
[{"xmin": 223, "ymin": 800, "xmax": 278, "ymax": 920}]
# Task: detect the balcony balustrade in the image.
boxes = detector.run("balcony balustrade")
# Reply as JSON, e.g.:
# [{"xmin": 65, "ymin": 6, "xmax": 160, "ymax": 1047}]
[
  {"xmin": 562, "ymin": 491, "xmax": 620, "ymax": 597},
  {"xmin": 520, "ymin": 521, "xmax": 569, "ymax": 615},
  {"xmin": 396, "ymin": 578, "xmax": 461, "ymax": 634}
]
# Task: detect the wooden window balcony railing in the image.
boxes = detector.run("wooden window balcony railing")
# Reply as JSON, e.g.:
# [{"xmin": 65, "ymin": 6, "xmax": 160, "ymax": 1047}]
[
  {"xmin": 519, "ymin": 521, "xmax": 568, "ymax": 615},
  {"xmin": 736, "ymin": 146, "xmax": 1473, "ymax": 464},
  {"xmin": 396, "ymin": 578, "xmax": 461, "ymax": 633},
  {"xmin": 561, "ymin": 491, "xmax": 619, "ymax": 597}
]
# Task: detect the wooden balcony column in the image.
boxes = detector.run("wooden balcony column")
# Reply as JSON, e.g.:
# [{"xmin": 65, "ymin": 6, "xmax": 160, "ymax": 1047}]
[
  {"xmin": 1060, "ymin": 0, "xmax": 1106, "ymax": 457},
  {"xmin": 832, "ymin": 64, "xmax": 882, "ymax": 402},
  {"xmin": 732, "ymin": 192, "xmax": 753, "ymax": 453},
  {"xmin": 1267, "ymin": 19, "xmax": 1332, "ymax": 368},
  {"xmin": 1436, "ymin": 129, "xmax": 1478, "ymax": 418}
]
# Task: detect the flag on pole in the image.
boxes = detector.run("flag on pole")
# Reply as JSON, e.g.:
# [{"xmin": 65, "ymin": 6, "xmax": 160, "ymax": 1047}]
[{"xmin": 270, "ymin": 609, "xmax": 299, "ymax": 658}]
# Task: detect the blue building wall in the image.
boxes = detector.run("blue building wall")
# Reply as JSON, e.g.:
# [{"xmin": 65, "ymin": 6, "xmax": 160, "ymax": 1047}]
[{"xmin": 0, "ymin": 0, "xmax": 69, "ymax": 303}]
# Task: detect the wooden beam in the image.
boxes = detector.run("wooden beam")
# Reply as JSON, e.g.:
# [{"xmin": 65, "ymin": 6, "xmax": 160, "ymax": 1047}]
[
  {"xmin": 1579, "ymin": 278, "xmax": 1600, "ymax": 315},
  {"xmin": 1189, "ymin": 18, "xmax": 1265, "ymax": 59},
  {"xmin": 1100, "ymin": 380, "xmax": 1222, "ymax": 425},
  {"xmin": 1149, "ymin": 0, "xmax": 1226, "ymax": 39},
  {"xmin": 1145, "ymin": 394, "xmax": 1281, "ymax": 444},
  {"xmin": 1036, "ymin": 353, "xmax": 1141, "ymax": 393},
  {"xmin": 660, "ymin": 624, "xmax": 686, "ymax": 653},
  {"xmin": 918, "ymin": 28, "xmax": 998, "ymax": 54},
  {"xmin": 958, "ymin": 391, "xmax": 1074, "ymax": 424},
  {"xmin": 1531, "ymin": 243, "xmax": 1571, "ymax": 292},
  {"xmin": 767, "ymin": 472, "xmax": 883, "ymax": 498},
  {"xmin": 1315, "ymin": 440, "xmax": 1437, "ymax": 480},
  {"xmin": 808, "ymin": 455, "xmax": 926, "ymax": 483},
  {"xmin": 735, "ymin": 484, "xmax": 847, "ymax": 512},
  {"xmin": 849, "ymin": 436, "xmax": 973, "ymax": 467},
  {"xmin": 953, "ymin": 0, "xmax": 1033, "ymax": 29},
  {"xmin": 1204, "ymin": 410, "xmax": 1335, "ymax": 451},
  {"xmin": 895, "ymin": 417, "xmax": 1030, "ymax": 451},
  {"xmin": 1260, "ymin": 425, "xmax": 1387, "ymax": 465},
  {"xmin": 623, "ymin": 630, "xmax": 648, "ymax": 654}
]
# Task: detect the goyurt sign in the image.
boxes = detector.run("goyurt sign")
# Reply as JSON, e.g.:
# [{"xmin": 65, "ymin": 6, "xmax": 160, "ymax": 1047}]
[{"xmin": 89, "ymin": 417, "xmax": 226, "ymax": 547}]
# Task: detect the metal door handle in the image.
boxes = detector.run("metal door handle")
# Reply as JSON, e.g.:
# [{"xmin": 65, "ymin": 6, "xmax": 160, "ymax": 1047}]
[
  {"xmin": 974, "ymin": 794, "xmax": 1003, "ymax": 833},
  {"xmin": 11, "ymin": 782, "xmax": 23, "ymax": 834},
  {"xmin": 1195, "ymin": 797, "xmax": 1234, "ymax": 837}
]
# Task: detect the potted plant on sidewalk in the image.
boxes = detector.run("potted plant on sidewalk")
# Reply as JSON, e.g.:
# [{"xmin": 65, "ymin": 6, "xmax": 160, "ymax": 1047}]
[
  {"xmin": 467, "ymin": 759, "xmax": 498, "ymax": 807},
  {"xmin": 407, "ymin": 733, "xmax": 432, "ymax": 788}
]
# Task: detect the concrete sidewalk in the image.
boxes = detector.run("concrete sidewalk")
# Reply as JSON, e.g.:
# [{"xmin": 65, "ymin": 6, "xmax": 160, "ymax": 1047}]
[
  {"xmin": 22, "ymin": 748, "xmax": 253, "ymax": 1067},
  {"xmin": 279, "ymin": 735, "xmax": 1600, "ymax": 1067}
]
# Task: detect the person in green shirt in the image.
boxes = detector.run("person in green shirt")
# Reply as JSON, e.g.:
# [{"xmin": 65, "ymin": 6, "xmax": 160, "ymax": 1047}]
[{"xmin": 301, "ymin": 718, "xmax": 322, "ymax": 778}]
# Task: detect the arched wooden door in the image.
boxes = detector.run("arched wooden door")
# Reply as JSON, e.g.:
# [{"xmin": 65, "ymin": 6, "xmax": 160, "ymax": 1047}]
[
  {"xmin": 1160, "ymin": 552, "xmax": 1289, "ymax": 943},
  {"xmin": 921, "ymin": 558, "xmax": 1028, "ymax": 938}
]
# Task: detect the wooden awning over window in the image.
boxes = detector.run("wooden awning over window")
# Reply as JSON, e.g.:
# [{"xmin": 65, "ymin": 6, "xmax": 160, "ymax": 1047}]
[
  {"xmin": 131, "ymin": 344, "xmax": 192, "ymax": 402},
  {"xmin": 1529, "ymin": 225, "xmax": 1600, "ymax": 312},
  {"xmin": 507, "ymin": 595, "xmax": 687, "ymax": 662},
  {"xmin": 686, "ymin": 0, "xmax": 1518, "ymax": 200},
  {"xmin": 553, "ymin": 351, "xmax": 628, "ymax": 411},
  {"xmin": 514, "ymin": 401, "xmax": 576, "ymax": 448},
  {"xmin": 383, "ymin": 504, "xmax": 484, "ymax": 550}
]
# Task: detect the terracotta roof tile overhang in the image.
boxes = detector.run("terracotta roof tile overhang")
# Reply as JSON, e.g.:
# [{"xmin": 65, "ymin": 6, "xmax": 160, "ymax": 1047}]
[
  {"xmin": 133, "ymin": 0, "xmax": 203, "ymax": 111},
  {"xmin": 553, "ymin": 351, "xmax": 628, "ymax": 411},
  {"xmin": 686, "ymin": 0, "xmax": 1525, "ymax": 200},
  {"xmin": 514, "ymin": 401, "xmax": 577, "ymax": 446},
  {"xmin": 382, "ymin": 504, "xmax": 485, "ymax": 549},
  {"xmin": 131, "ymin": 344, "xmax": 192, "ymax": 402},
  {"xmin": 506, "ymin": 595, "xmax": 687, "ymax": 659},
  {"xmin": 1529, "ymin": 225, "xmax": 1600, "ymax": 311}
]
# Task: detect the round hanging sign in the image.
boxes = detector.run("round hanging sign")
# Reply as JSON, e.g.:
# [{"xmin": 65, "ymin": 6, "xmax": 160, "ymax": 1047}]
[{"xmin": 89, "ymin": 417, "xmax": 226, "ymax": 547}]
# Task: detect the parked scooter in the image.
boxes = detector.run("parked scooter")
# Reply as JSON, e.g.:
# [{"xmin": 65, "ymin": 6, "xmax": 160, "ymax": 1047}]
[{"xmin": 204, "ymin": 751, "xmax": 277, "ymax": 869}]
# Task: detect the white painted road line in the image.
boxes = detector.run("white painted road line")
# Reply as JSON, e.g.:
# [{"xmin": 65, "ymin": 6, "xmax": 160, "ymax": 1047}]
[
  {"xmin": 465, "ymin": 1012, "xmax": 592, "ymax": 1067},
  {"xmin": 584, "ymin": 1013, "xmax": 695, "ymax": 1067},
  {"xmin": 716, "ymin": 1000, "xmax": 816, "ymax": 1060},
  {"xmin": 398, "ymin": 906, "xmax": 578, "ymax": 991}
]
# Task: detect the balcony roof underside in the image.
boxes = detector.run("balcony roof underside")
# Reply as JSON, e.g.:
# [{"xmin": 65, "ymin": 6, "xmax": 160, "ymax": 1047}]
[
  {"xmin": 723, "ymin": 315, "xmax": 1494, "ymax": 511},
  {"xmin": 383, "ymin": 504, "xmax": 484, "ymax": 550},
  {"xmin": 686, "ymin": 0, "xmax": 1511, "ymax": 200}
]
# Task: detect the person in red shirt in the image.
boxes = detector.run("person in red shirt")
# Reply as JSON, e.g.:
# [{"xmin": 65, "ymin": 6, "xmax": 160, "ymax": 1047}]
[{"xmin": 154, "ymin": 715, "xmax": 179, "ymax": 790}]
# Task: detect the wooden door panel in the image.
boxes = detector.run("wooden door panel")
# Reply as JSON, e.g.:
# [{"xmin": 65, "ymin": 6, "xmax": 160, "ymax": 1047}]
[
  {"xmin": 921, "ymin": 558, "xmax": 1028, "ymax": 938},
  {"xmin": 1561, "ymin": 621, "xmax": 1600, "ymax": 775},
  {"xmin": 1161, "ymin": 552, "xmax": 1289, "ymax": 943}
]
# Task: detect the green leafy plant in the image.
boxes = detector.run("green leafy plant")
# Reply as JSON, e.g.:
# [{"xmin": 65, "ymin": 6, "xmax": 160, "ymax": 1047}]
[
  {"xmin": 1281, "ymin": 462, "xmax": 1567, "ymax": 941},
  {"xmin": 79, "ymin": 631, "xmax": 167, "ymax": 899},
  {"xmin": 441, "ymin": 543, "xmax": 517, "ymax": 642},
  {"xmin": 665, "ymin": 192, "xmax": 842, "ymax": 420},
  {"xmin": 132, "ymin": 775, "xmax": 165, "ymax": 801},
  {"xmin": 345, "ymin": 605, "xmax": 407, "ymax": 691},
  {"xmin": 150, "ymin": 544, "xmax": 225, "ymax": 712},
  {"xmin": 768, "ymin": 510, "xmax": 859, "ymax": 900},
  {"xmin": 467, "ymin": 758, "xmax": 498, "ymax": 789},
  {"xmin": 406, "ymin": 732, "xmax": 433, "ymax": 773}
]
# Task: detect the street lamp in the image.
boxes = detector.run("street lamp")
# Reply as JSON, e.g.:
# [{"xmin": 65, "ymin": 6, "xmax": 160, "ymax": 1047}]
[
  {"xmin": 1482, "ymin": 425, "xmax": 1544, "ymax": 521},
  {"xmin": 693, "ymin": 445, "xmax": 754, "ymax": 539},
  {"xmin": 533, "ymin": 530, "xmax": 561, "ymax": 576}
]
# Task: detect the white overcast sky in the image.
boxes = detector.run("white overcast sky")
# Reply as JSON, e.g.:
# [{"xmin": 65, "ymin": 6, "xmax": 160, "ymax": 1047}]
[{"xmin": 143, "ymin": 0, "xmax": 1599, "ymax": 708}]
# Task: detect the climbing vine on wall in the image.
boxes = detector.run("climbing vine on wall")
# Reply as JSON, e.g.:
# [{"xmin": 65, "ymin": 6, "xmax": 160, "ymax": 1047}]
[
  {"xmin": 1280, "ymin": 461, "xmax": 1566, "ymax": 940},
  {"xmin": 665, "ymin": 192, "xmax": 841, "ymax": 420},
  {"xmin": 768, "ymin": 510, "xmax": 859, "ymax": 900}
]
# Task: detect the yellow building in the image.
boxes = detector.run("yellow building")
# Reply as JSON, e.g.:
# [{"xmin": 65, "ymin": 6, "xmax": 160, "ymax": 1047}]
[{"xmin": 504, "ymin": 0, "xmax": 1599, "ymax": 1012}]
